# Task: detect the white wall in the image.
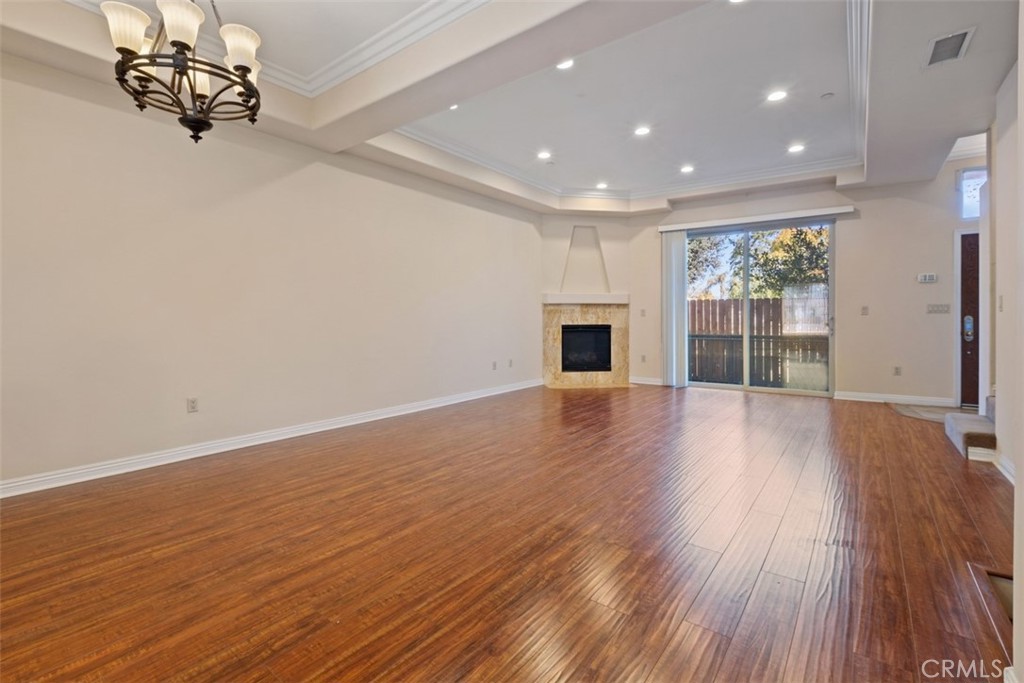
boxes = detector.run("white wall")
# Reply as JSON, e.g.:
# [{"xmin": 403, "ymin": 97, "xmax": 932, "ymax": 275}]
[{"xmin": 1, "ymin": 56, "xmax": 543, "ymax": 481}]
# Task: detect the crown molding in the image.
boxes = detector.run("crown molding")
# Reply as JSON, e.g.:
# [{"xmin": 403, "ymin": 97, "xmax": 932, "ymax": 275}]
[
  {"xmin": 300, "ymin": 0, "xmax": 489, "ymax": 97},
  {"xmin": 61, "ymin": 0, "xmax": 486, "ymax": 98},
  {"xmin": 633, "ymin": 156, "xmax": 862, "ymax": 201},
  {"xmin": 399, "ymin": 125, "xmax": 862, "ymax": 207},
  {"xmin": 847, "ymin": 0, "xmax": 871, "ymax": 163},
  {"xmin": 398, "ymin": 126, "xmax": 571, "ymax": 196}
]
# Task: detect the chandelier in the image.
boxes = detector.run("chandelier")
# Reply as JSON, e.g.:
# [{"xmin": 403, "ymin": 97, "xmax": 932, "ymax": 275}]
[{"xmin": 99, "ymin": 0, "xmax": 261, "ymax": 142}]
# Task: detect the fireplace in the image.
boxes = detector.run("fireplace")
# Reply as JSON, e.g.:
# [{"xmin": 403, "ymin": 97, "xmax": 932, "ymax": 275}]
[
  {"xmin": 561, "ymin": 324, "xmax": 612, "ymax": 372},
  {"xmin": 543, "ymin": 303, "xmax": 628, "ymax": 388}
]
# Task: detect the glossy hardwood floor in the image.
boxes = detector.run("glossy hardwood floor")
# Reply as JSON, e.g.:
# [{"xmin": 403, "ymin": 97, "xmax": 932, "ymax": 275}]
[{"xmin": 1, "ymin": 387, "xmax": 1014, "ymax": 682}]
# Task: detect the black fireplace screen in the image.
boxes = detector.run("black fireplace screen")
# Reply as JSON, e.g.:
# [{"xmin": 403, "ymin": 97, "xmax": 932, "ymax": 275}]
[{"xmin": 561, "ymin": 324, "xmax": 612, "ymax": 372}]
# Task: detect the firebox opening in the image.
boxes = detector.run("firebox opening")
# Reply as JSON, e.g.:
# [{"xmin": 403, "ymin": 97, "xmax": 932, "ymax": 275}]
[{"xmin": 561, "ymin": 324, "xmax": 612, "ymax": 372}]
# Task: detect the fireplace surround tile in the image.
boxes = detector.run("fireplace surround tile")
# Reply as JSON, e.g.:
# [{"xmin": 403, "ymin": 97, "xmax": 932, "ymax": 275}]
[{"xmin": 543, "ymin": 304, "xmax": 629, "ymax": 388}]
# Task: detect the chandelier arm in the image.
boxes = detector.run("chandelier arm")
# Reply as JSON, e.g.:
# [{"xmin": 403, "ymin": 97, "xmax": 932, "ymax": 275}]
[
  {"xmin": 205, "ymin": 100, "xmax": 260, "ymax": 121},
  {"xmin": 207, "ymin": 0, "xmax": 225, "ymax": 30},
  {"xmin": 105, "ymin": 2, "xmax": 260, "ymax": 142},
  {"xmin": 116, "ymin": 58, "xmax": 188, "ymax": 117},
  {"xmin": 184, "ymin": 56, "xmax": 247, "ymax": 86},
  {"xmin": 151, "ymin": 21, "xmax": 167, "ymax": 54},
  {"xmin": 133, "ymin": 90, "xmax": 186, "ymax": 115}
]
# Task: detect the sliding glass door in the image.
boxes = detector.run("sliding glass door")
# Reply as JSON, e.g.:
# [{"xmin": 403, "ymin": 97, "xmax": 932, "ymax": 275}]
[
  {"xmin": 686, "ymin": 222, "xmax": 833, "ymax": 394},
  {"xmin": 686, "ymin": 233, "xmax": 745, "ymax": 384}
]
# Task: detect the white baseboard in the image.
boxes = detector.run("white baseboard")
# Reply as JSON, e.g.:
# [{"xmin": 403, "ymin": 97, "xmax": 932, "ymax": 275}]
[
  {"xmin": 832, "ymin": 391, "xmax": 958, "ymax": 407},
  {"xmin": 995, "ymin": 453, "xmax": 1016, "ymax": 485},
  {"xmin": 0, "ymin": 379, "xmax": 544, "ymax": 498},
  {"xmin": 629, "ymin": 376, "xmax": 664, "ymax": 386},
  {"xmin": 1004, "ymin": 666, "xmax": 1017, "ymax": 683},
  {"xmin": 967, "ymin": 446, "xmax": 998, "ymax": 463}
]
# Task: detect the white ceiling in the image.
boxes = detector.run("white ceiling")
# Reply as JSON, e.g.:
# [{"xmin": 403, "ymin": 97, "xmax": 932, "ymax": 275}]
[
  {"xmin": 403, "ymin": 0, "xmax": 858, "ymax": 198},
  {"xmin": 2, "ymin": 0, "xmax": 1018, "ymax": 214}
]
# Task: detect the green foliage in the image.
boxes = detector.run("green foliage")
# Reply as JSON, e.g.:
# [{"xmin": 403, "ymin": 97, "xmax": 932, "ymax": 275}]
[
  {"xmin": 687, "ymin": 237, "xmax": 721, "ymax": 288},
  {"xmin": 750, "ymin": 226, "xmax": 829, "ymax": 298},
  {"xmin": 688, "ymin": 226, "xmax": 829, "ymax": 300}
]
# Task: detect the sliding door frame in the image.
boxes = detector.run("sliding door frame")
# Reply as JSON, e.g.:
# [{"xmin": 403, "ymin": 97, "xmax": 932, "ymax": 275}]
[{"xmin": 672, "ymin": 219, "xmax": 836, "ymax": 397}]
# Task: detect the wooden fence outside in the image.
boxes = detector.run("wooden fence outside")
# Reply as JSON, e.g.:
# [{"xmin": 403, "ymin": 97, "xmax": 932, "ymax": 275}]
[{"xmin": 688, "ymin": 298, "xmax": 829, "ymax": 387}]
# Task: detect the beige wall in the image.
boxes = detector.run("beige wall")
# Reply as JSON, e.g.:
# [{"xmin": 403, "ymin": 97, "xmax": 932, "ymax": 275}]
[
  {"xmin": 639, "ymin": 161, "xmax": 984, "ymax": 402},
  {"xmin": 539, "ymin": 215, "xmax": 664, "ymax": 381},
  {"xmin": 1, "ymin": 57, "xmax": 543, "ymax": 480},
  {"xmin": 626, "ymin": 219, "xmax": 663, "ymax": 382},
  {"xmin": 993, "ymin": 63, "xmax": 1019, "ymax": 478},
  {"xmin": 541, "ymin": 216, "xmax": 633, "ymax": 294},
  {"xmin": 836, "ymin": 158, "xmax": 984, "ymax": 400},
  {"xmin": 1002, "ymin": 43, "xmax": 1021, "ymax": 670}
]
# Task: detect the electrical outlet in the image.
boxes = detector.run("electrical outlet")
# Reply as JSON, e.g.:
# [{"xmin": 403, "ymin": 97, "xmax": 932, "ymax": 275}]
[
  {"xmin": 893, "ymin": 366, "xmax": 902, "ymax": 377},
  {"xmin": 186, "ymin": 397, "xmax": 199, "ymax": 413},
  {"xmin": 861, "ymin": 305, "xmax": 869, "ymax": 316},
  {"xmin": 640, "ymin": 308, "xmax": 647, "ymax": 317}
]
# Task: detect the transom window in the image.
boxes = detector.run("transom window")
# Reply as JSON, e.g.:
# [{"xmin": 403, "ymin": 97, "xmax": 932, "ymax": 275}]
[{"xmin": 958, "ymin": 167, "xmax": 988, "ymax": 220}]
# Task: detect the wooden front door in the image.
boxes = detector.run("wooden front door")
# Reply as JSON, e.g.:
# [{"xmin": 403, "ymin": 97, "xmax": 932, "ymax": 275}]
[{"xmin": 960, "ymin": 233, "xmax": 979, "ymax": 406}]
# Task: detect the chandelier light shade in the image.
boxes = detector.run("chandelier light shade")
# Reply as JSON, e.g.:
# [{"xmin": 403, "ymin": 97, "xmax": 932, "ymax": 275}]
[
  {"xmin": 155, "ymin": 0, "xmax": 204, "ymax": 50},
  {"xmin": 100, "ymin": 0, "xmax": 261, "ymax": 143},
  {"xmin": 219, "ymin": 24, "xmax": 260, "ymax": 72},
  {"xmin": 100, "ymin": 1, "xmax": 151, "ymax": 54}
]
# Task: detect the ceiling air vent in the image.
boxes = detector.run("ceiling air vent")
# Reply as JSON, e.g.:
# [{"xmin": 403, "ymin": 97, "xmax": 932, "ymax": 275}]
[{"xmin": 925, "ymin": 27, "xmax": 975, "ymax": 67}]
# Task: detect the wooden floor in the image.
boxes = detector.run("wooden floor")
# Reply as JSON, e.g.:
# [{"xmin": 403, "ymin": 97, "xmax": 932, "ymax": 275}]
[{"xmin": 0, "ymin": 387, "xmax": 1014, "ymax": 682}]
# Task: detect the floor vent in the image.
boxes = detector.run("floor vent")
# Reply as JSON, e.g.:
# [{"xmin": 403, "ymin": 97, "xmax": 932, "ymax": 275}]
[{"xmin": 926, "ymin": 28, "xmax": 974, "ymax": 67}]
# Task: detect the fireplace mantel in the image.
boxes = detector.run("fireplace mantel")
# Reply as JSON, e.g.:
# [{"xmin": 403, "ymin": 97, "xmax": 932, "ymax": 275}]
[{"xmin": 542, "ymin": 293, "xmax": 629, "ymax": 305}]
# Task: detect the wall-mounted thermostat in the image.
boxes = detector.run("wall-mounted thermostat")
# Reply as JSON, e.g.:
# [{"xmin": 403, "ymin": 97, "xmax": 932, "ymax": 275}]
[{"xmin": 917, "ymin": 273, "xmax": 937, "ymax": 283}]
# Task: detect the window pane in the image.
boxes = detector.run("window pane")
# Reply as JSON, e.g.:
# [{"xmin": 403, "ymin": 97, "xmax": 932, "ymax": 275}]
[
  {"xmin": 960, "ymin": 168, "xmax": 987, "ymax": 220},
  {"xmin": 747, "ymin": 226, "xmax": 830, "ymax": 392},
  {"xmin": 686, "ymin": 233, "xmax": 744, "ymax": 384}
]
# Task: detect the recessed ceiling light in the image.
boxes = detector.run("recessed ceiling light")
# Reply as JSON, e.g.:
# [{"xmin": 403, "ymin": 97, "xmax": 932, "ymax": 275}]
[
  {"xmin": 634, "ymin": 126, "xmax": 651, "ymax": 136},
  {"xmin": 788, "ymin": 143, "xmax": 806, "ymax": 154},
  {"xmin": 537, "ymin": 150, "xmax": 552, "ymax": 160},
  {"xmin": 556, "ymin": 59, "xmax": 574, "ymax": 70},
  {"xmin": 596, "ymin": 182, "xmax": 608, "ymax": 189},
  {"xmin": 729, "ymin": 0, "xmax": 745, "ymax": 4},
  {"xmin": 449, "ymin": 104, "xmax": 459, "ymax": 110},
  {"xmin": 680, "ymin": 164, "xmax": 695, "ymax": 174},
  {"xmin": 767, "ymin": 90, "xmax": 787, "ymax": 102}
]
